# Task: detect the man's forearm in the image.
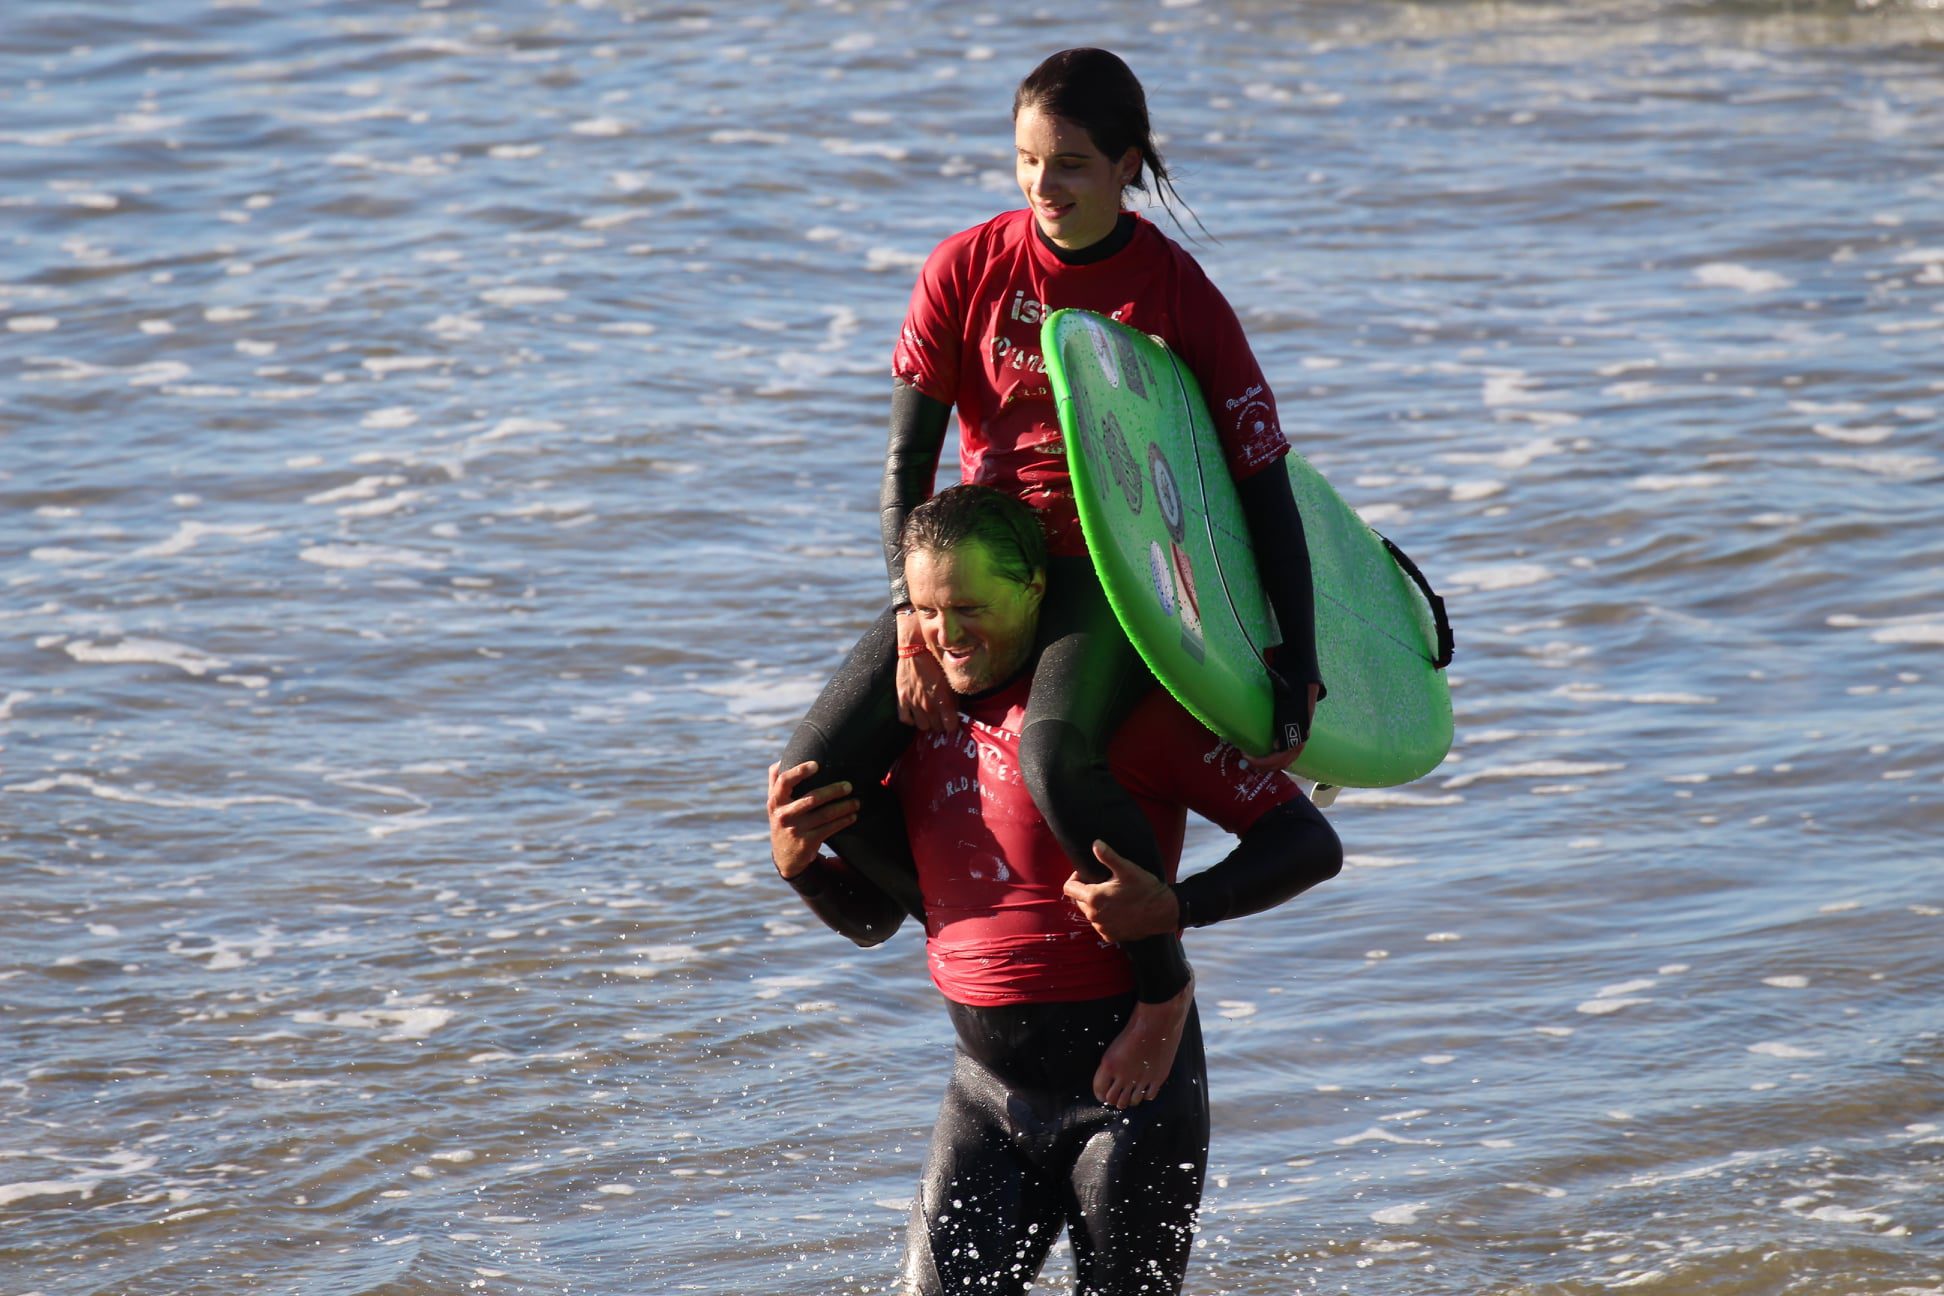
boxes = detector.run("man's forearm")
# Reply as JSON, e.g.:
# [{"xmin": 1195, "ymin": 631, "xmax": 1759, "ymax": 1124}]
[
  {"xmin": 784, "ymin": 854, "xmax": 909, "ymax": 948},
  {"xmin": 1173, "ymin": 796, "xmax": 1342, "ymax": 928}
]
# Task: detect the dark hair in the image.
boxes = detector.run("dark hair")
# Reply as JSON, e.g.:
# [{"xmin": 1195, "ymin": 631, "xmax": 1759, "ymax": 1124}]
[
  {"xmin": 1012, "ymin": 47, "xmax": 1205, "ymax": 238},
  {"xmin": 900, "ymin": 485, "xmax": 1047, "ymax": 587}
]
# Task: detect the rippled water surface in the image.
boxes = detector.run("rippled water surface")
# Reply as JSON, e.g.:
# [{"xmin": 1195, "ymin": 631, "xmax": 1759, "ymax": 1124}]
[{"xmin": 3, "ymin": 1, "xmax": 1941, "ymax": 1293}]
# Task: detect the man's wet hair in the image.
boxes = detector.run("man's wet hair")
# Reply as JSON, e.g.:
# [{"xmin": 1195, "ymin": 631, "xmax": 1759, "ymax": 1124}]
[{"xmin": 900, "ymin": 484, "xmax": 1047, "ymax": 588}]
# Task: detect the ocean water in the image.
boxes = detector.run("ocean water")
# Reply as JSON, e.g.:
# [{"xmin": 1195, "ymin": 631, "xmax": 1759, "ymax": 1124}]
[{"xmin": 2, "ymin": 1, "xmax": 1940, "ymax": 1293}]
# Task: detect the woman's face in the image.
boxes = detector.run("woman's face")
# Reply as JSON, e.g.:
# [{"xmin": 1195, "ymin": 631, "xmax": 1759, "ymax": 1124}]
[{"xmin": 1014, "ymin": 105, "xmax": 1138, "ymax": 251}]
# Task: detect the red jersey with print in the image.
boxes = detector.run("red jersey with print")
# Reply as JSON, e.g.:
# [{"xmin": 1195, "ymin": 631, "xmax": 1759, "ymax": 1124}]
[
  {"xmin": 891, "ymin": 676, "xmax": 1301, "ymax": 1007},
  {"xmin": 892, "ymin": 209, "xmax": 1289, "ymax": 556}
]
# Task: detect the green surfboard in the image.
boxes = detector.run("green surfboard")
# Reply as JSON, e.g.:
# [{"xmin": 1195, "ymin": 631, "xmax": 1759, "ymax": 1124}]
[{"xmin": 1043, "ymin": 309, "xmax": 1453, "ymax": 788}]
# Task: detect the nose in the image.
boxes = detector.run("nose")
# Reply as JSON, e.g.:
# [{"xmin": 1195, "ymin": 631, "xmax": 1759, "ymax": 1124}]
[{"xmin": 936, "ymin": 611, "xmax": 964, "ymax": 645}]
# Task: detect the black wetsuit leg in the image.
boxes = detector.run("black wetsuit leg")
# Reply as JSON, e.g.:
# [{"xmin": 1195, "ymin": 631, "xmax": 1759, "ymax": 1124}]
[
  {"xmin": 1020, "ymin": 555, "xmax": 1192, "ymax": 1003},
  {"xmin": 902, "ymin": 995, "xmax": 1209, "ymax": 1296},
  {"xmin": 776, "ymin": 608, "xmax": 925, "ymax": 919}
]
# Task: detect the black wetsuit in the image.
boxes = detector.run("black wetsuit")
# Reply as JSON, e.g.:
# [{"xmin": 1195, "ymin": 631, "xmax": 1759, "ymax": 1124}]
[
  {"xmin": 778, "ymin": 212, "xmax": 1324, "ymax": 1006},
  {"xmin": 902, "ymin": 995, "xmax": 1209, "ymax": 1296},
  {"xmin": 785, "ymin": 793, "xmax": 1342, "ymax": 1296}
]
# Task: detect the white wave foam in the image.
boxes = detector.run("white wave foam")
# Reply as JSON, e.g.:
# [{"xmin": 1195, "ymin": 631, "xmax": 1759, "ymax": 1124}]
[
  {"xmin": 362, "ymin": 406, "xmax": 417, "ymax": 430},
  {"xmin": 1503, "ymin": 1181, "xmax": 1567, "ymax": 1198},
  {"xmin": 1370, "ymin": 1201, "xmax": 1429, "ymax": 1224},
  {"xmin": 1451, "ymin": 563, "xmax": 1552, "ymax": 591},
  {"xmin": 480, "ymin": 287, "xmax": 567, "ymax": 307},
  {"xmin": 2, "ymin": 772, "xmax": 410, "ymax": 831},
  {"xmin": 135, "ymin": 521, "xmax": 274, "ymax": 558},
  {"xmin": 30, "ymin": 546, "xmax": 111, "ymax": 564},
  {"xmin": 571, "ymin": 117, "xmax": 630, "ymax": 137},
  {"xmin": 1336, "ymin": 788, "xmax": 1464, "ymax": 807},
  {"xmin": 1695, "ymin": 263, "xmax": 1792, "ymax": 293},
  {"xmin": 1446, "ymin": 439, "xmax": 1562, "ymax": 474},
  {"xmin": 1482, "ymin": 370, "xmax": 1541, "ymax": 406},
  {"xmin": 305, "ymin": 474, "xmax": 403, "ymax": 505},
  {"xmin": 293, "ymin": 1004, "xmax": 455, "ymax": 1040},
  {"xmin": 1445, "ymin": 760, "xmax": 1623, "ymax": 790},
  {"xmin": 1634, "ymin": 473, "xmax": 1724, "ymax": 491},
  {"xmin": 1748, "ymin": 1041, "xmax": 1822, "ymax": 1059},
  {"xmin": 363, "ymin": 356, "xmax": 446, "ymax": 377},
  {"xmin": 1335, "ymin": 1127, "xmax": 1437, "ymax": 1147},
  {"xmin": 1598, "ymin": 979, "xmax": 1658, "ymax": 997},
  {"xmin": 1809, "ymin": 451, "xmax": 1934, "ymax": 478},
  {"xmin": 66, "ymin": 637, "xmax": 229, "ymax": 676},
  {"xmin": 1872, "ymin": 624, "xmax": 1944, "ymax": 645},
  {"xmin": 1812, "ymin": 422, "xmax": 1894, "ymax": 444},
  {"xmin": 299, "ymin": 544, "xmax": 445, "ymax": 571},
  {"xmin": 709, "ymin": 129, "xmax": 790, "ymax": 146},
  {"xmin": 865, "ymin": 247, "xmax": 926, "ymax": 273},
  {"xmin": 1344, "ymin": 854, "xmax": 1417, "ymax": 869},
  {"xmin": 0, "ymin": 1178, "xmax": 98, "ymax": 1207}
]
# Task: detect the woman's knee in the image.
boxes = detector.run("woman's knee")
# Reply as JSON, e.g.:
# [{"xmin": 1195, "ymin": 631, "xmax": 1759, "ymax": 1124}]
[{"xmin": 1017, "ymin": 718, "xmax": 1099, "ymax": 814}]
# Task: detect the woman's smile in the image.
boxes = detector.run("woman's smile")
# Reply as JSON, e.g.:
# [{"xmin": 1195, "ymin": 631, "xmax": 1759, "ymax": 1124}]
[{"xmin": 1014, "ymin": 105, "xmax": 1138, "ymax": 251}]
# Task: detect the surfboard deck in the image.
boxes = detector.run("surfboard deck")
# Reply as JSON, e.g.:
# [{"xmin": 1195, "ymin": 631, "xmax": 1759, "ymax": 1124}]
[{"xmin": 1043, "ymin": 309, "xmax": 1452, "ymax": 788}]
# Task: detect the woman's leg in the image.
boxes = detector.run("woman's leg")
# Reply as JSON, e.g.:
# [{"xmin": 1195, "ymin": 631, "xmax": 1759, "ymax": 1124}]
[
  {"xmin": 777, "ymin": 607, "xmax": 924, "ymax": 919},
  {"xmin": 1062, "ymin": 1005, "xmax": 1209, "ymax": 1296},
  {"xmin": 1019, "ymin": 556, "xmax": 1190, "ymax": 1004}
]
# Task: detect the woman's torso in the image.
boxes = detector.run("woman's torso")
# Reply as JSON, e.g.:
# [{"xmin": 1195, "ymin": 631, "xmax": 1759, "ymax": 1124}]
[{"xmin": 893, "ymin": 209, "xmax": 1285, "ymax": 554}]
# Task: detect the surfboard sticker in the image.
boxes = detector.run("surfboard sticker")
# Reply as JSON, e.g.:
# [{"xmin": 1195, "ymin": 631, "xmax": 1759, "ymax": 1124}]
[
  {"xmin": 1148, "ymin": 541, "xmax": 1176, "ymax": 617},
  {"xmin": 1111, "ymin": 326, "xmax": 1149, "ymax": 398},
  {"xmin": 1148, "ymin": 442, "xmax": 1185, "ymax": 542},
  {"xmin": 1085, "ymin": 315, "xmax": 1121, "ymax": 389},
  {"xmin": 1045, "ymin": 308, "xmax": 1453, "ymax": 786},
  {"xmin": 1101, "ymin": 410, "xmax": 1141, "ymax": 513}
]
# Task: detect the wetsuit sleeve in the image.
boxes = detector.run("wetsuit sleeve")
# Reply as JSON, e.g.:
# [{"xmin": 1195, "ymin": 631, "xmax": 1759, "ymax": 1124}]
[
  {"xmin": 1167, "ymin": 250, "xmax": 1323, "ymax": 704},
  {"xmin": 1167, "ymin": 255, "xmax": 1289, "ymax": 479},
  {"xmin": 1236, "ymin": 466, "xmax": 1325, "ymax": 700},
  {"xmin": 1112, "ymin": 692, "xmax": 1341, "ymax": 926},
  {"xmin": 1171, "ymin": 796, "xmax": 1341, "ymax": 928},
  {"xmin": 880, "ymin": 380, "xmax": 952, "ymax": 608},
  {"xmin": 784, "ymin": 853, "xmax": 908, "ymax": 948}
]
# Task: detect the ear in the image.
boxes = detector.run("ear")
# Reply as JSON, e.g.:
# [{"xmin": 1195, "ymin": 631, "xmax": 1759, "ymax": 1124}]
[
  {"xmin": 1117, "ymin": 148, "xmax": 1141, "ymax": 188},
  {"xmin": 1023, "ymin": 568, "xmax": 1048, "ymax": 609}
]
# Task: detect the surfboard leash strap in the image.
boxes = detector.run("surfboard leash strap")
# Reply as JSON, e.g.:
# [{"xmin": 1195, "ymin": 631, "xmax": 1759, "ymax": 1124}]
[{"xmin": 1377, "ymin": 535, "xmax": 1455, "ymax": 670}]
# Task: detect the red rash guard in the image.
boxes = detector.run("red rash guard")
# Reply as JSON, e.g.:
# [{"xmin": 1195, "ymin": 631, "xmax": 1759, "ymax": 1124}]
[
  {"xmin": 892, "ymin": 209, "xmax": 1290, "ymax": 556},
  {"xmin": 891, "ymin": 677, "xmax": 1301, "ymax": 1007}
]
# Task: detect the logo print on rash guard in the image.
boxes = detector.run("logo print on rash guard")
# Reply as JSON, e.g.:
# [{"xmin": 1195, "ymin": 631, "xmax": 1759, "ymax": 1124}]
[{"xmin": 1225, "ymin": 384, "xmax": 1274, "ymax": 442}]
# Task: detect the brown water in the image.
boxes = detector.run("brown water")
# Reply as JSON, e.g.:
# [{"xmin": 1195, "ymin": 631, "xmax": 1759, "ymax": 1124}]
[{"xmin": 2, "ymin": 1, "xmax": 1940, "ymax": 1292}]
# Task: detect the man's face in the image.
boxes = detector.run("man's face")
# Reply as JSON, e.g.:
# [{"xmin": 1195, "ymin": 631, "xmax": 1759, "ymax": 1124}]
[{"xmin": 904, "ymin": 541, "xmax": 1045, "ymax": 696}]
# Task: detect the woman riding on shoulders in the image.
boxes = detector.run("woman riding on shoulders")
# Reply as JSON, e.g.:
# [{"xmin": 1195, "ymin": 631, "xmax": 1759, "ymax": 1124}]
[{"xmin": 779, "ymin": 47, "xmax": 1324, "ymax": 1104}]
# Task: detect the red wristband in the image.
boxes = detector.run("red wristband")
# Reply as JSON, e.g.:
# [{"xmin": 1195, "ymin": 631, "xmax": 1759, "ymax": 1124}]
[{"xmin": 896, "ymin": 643, "xmax": 929, "ymax": 659}]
